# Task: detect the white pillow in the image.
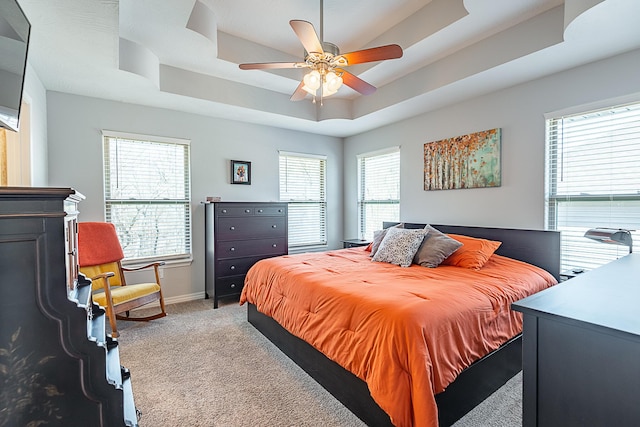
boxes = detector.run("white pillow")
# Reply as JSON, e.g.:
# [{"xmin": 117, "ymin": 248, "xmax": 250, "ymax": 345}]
[{"xmin": 372, "ymin": 227, "xmax": 428, "ymax": 267}]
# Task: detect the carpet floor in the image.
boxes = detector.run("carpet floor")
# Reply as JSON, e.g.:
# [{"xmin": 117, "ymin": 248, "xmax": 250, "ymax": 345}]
[{"xmin": 117, "ymin": 299, "xmax": 522, "ymax": 426}]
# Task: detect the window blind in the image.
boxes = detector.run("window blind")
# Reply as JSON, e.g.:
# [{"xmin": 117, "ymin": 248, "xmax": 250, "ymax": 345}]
[
  {"xmin": 358, "ymin": 148, "xmax": 400, "ymax": 240},
  {"xmin": 103, "ymin": 132, "xmax": 192, "ymax": 262},
  {"xmin": 546, "ymin": 102, "xmax": 640, "ymax": 271},
  {"xmin": 279, "ymin": 152, "xmax": 327, "ymax": 248}
]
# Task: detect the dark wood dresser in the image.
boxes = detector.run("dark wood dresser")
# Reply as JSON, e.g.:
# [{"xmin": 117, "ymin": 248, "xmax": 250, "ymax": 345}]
[
  {"xmin": 0, "ymin": 187, "xmax": 138, "ymax": 426},
  {"xmin": 512, "ymin": 253, "xmax": 640, "ymax": 427},
  {"xmin": 205, "ymin": 202, "xmax": 288, "ymax": 308}
]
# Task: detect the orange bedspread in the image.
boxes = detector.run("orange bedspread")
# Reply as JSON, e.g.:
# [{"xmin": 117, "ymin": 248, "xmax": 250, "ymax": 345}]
[{"xmin": 239, "ymin": 247, "xmax": 557, "ymax": 427}]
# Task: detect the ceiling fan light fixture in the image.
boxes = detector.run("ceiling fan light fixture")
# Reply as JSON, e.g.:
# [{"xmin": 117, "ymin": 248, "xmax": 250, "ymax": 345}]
[
  {"xmin": 322, "ymin": 71, "xmax": 342, "ymax": 97},
  {"xmin": 303, "ymin": 69, "xmax": 321, "ymax": 94}
]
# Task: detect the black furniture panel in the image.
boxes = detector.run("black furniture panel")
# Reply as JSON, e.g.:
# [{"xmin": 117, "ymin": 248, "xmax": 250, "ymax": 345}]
[
  {"xmin": 341, "ymin": 239, "xmax": 370, "ymax": 248},
  {"xmin": 205, "ymin": 202, "xmax": 287, "ymax": 308},
  {"xmin": 513, "ymin": 253, "xmax": 640, "ymax": 427},
  {"xmin": 0, "ymin": 187, "xmax": 138, "ymax": 426}
]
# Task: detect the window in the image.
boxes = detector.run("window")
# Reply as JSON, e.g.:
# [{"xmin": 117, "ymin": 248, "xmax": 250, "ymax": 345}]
[
  {"xmin": 103, "ymin": 131, "xmax": 192, "ymax": 263},
  {"xmin": 545, "ymin": 101, "xmax": 640, "ymax": 271},
  {"xmin": 358, "ymin": 147, "xmax": 400, "ymax": 240},
  {"xmin": 279, "ymin": 151, "xmax": 327, "ymax": 249}
]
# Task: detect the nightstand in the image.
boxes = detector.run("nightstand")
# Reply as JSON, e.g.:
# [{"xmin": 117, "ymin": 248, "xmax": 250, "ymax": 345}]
[
  {"xmin": 342, "ymin": 239, "xmax": 371, "ymax": 248},
  {"xmin": 560, "ymin": 268, "xmax": 586, "ymax": 281}
]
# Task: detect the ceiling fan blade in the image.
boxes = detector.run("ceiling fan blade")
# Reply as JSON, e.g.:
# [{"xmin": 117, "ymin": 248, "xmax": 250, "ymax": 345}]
[
  {"xmin": 239, "ymin": 62, "xmax": 305, "ymax": 70},
  {"xmin": 290, "ymin": 20, "xmax": 324, "ymax": 55},
  {"xmin": 340, "ymin": 70, "xmax": 377, "ymax": 96},
  {"xmin": 290, "ymin": 80, "xmax": 308, "ymax": 101},
  {"xmin": 339, "ymin": 44, "xmax": 403, "ymax": 66}
]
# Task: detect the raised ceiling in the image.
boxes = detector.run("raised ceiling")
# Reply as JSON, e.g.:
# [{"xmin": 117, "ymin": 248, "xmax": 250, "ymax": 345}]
[{"xmin": 17, "ymin": 0, "xmax": 640, "ymax": 137}]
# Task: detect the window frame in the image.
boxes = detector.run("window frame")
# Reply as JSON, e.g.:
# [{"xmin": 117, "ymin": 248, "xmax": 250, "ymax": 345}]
[
  {"xmin": 357, "ymin": 147, "xmax": 400, "ymax": 241},
  {"xmin": 278, "ymin": 150, "xmax": 328, "ymax": 251},
  {"xmin": 102, "ymin": 130, "xmax": 192, "ymax": 266},
  {"xmin": 545, "ymin": 99, "xmax": 640, "ymax": 272}
]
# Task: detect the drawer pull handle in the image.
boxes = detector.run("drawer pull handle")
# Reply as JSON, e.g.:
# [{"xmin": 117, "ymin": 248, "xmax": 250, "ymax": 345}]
[
  {"xmin": 278, "ymin": 209, "xmax": 283, "ymax": 212},
  {"xmin": 258, "ymin": 209, "xmax": 263, "ymax": 213},
  {"xmin": 272, "ymin": 244, "xmax": 277, "ymax": 248},
  {"xmin": 245, "ymin": 209, "xmax": 250, "ymax": 213},
  {"xmin": 230, "ymin": 226, "xmax": 235, "ymax": 230},
  {"xmin": 230, "ymin": 283, "xmax": 236, "ymax": 288},
  {"xmin": 272, "ymin": 225, "xmax": 277, "ymax": 228},
  {"xmin": 222, "ymin": 209, "xmax": 227, "ymax": 213},
  {"xmin": 230, "ymin": 265, "xmax": 236, "ymax": 270},
  {"xmin": 230, "ymin": 247, "xmax": 235, "ymax": 252}
]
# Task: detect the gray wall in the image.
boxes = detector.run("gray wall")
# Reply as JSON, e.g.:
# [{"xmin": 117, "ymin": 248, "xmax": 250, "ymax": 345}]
[
  {"xmin": 44, "ymin": 47, "xmax": 640, "ymax": 303},
  {"xmin": 343, "ymin": 48, "xmax": 640, "ymax": 237},
  {"xmin": 22, "ymin": 63, "xmax": 48, "ymax": 186},
  {"xmin": 46, "ymin": 92, "xmax": 343, "ymax": 302}
]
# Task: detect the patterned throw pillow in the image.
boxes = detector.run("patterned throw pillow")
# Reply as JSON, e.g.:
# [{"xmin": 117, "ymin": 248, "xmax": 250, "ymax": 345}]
[
  {"xmin": 413, "ymin": 225, "xmax": 463, "ymax": 268},
  {"xmin": 372, "ymin": 227, "xmax": 428, "ymax": 267},
  {"xmin": 369, "ymin": 223, "xmax": 404, "ymax": 257}
]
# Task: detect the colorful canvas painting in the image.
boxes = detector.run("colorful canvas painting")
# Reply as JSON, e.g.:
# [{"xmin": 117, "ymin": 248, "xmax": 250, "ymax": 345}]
[{"xmin": 423, "ymin": 128, "xmax": 501, "ymax": 190}]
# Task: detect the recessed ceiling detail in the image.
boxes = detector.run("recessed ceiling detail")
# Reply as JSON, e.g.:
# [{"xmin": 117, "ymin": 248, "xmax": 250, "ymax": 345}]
[{"xmin": 18, "ymin": 0, "xmax": 640, "ymax": 137}]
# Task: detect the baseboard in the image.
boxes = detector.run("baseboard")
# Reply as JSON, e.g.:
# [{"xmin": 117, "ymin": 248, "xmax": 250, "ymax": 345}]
[{"xmin": 130, "ymin": 291, "xmax": 206, "ymax": 311}]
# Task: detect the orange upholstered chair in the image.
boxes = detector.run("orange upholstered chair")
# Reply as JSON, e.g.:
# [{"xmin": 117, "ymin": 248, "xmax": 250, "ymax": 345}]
[{"xmin": 78, "ymin": 222, "xmax": 167, "ymax": 337}]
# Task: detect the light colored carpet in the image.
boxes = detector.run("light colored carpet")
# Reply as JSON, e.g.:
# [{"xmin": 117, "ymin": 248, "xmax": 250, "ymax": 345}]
[{"xmin": 117, "ymin": 300, "xmax": 522, "ymax": 426}]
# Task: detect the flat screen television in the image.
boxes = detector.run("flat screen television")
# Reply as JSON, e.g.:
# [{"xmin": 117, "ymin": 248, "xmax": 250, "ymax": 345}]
[{"xmin": 0, "ymin": 0, "xmax": 30, "ymax": 132}]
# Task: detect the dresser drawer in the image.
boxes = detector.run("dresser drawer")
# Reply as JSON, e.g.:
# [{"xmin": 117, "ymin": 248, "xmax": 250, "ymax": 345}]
[
  {"xmin": 215, "ymin": 256, "xmax": 265, "ymax": 278},
  {"xmin": 215, "ymin": 275, "xmax": 245, "ymax": 297},
  {"xmin": 255, "ymin": 205, "xmax": 286, "ymax": 216},
  {"xmin": 216, "ymin": 217, "xmax": 286, "ymax": 241},
  {"xmin": 216, "ymin": 205, "xmax": 255, "ymax": 216},
  {"xmin": 216, "ymin": 238, "xmax": 286, "ymax": 259}
]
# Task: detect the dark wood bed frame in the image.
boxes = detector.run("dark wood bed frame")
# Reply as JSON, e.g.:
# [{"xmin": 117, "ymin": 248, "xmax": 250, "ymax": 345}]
[{"xmin": 247, "ymin": 223, "xmax": 560, "ymax": 426}]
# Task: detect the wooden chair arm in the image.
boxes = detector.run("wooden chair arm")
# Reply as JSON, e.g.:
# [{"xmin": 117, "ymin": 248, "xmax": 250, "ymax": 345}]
[
  {"xmin": 122, "ymin": 261, "xmax": 165, "ymax": 286},
  {"xmin": 88, "ymin": 272, "xmax": 116, "ymax": 309},
  {"xmin": 89, "ymin": 271, "xmax": 116, "ymax": 280},
  {"xmin": 122, "ymin": 261, "xmax": 165, "ymax": 272}
]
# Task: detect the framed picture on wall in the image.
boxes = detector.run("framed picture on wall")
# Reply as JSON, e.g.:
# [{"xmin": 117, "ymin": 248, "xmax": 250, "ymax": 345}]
[{"xmin": 231, "ymin": 160, "xmax": 251, "ymax": 185}]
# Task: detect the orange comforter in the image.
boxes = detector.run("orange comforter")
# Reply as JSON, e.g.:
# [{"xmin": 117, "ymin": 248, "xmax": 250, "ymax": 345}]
[{"xmin": 240, "ymin": 247, "xmax": 556, "ymax": 427}]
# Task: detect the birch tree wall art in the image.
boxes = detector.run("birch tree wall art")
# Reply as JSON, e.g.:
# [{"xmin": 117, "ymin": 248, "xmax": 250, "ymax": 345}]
[{"xmin": 424, "ymin": 128, "xmax": 501, "ymax": 191}]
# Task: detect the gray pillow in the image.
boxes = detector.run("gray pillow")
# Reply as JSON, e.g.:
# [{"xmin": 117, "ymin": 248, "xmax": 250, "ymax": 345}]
[
  {"xmin": 369, "ymin": 223, "xmax": 404, "ymax": 257},
  {"xmin": 413, "ymin": 225, "xmax": 463, "ymax": 268},
  {"xmin": 372, "ymin": 227, "xmax": 428, "ymax": 267}
]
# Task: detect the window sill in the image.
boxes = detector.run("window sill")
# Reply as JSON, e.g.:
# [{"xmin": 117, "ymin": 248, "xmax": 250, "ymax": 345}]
[
  {"xmin": 288, "ymin": 245, "xmax": 328, "ymax": 255},
  {"xmin": 122, "ymin": 256, "xmax": 193, "ymax": 270}
]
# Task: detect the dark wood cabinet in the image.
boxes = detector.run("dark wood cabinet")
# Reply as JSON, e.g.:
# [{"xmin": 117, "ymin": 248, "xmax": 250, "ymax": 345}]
[
  {"xmin": 512, "ymin": 254, "xmax": 640, "ymax": 427},
  {"xmin": 205, "ymin": 202, "xmax": 287, "ymax": 308},
  {"xmin": 0, "ymin": 187, "xmax": 138, "ymax": 427}
]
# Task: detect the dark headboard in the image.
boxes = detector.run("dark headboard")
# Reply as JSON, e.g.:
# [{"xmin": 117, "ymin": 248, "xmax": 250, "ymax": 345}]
[{"xmin": 383, "ymin": 222, "xmax": 561, "ymax": 280}]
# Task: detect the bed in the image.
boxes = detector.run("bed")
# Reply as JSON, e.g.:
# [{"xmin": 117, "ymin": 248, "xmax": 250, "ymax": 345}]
[{"xmin": 240, "ymin": 223, "xmax": 560, "ymax": 426}]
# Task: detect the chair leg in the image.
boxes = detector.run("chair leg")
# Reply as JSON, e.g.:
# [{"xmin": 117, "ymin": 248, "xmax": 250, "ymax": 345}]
[
  {"xmin": 108, "ymin": 316, "xmax": 119, "ymax": 338},
  {"xmin": 107, "ymin": 313, "xmax": 119, "ymax": 337},
  {"xmin": 158, "ymin": 289, "xmax": 167, "ymax": 315},
  {"xmin": 104, "ymin": 303, "xmax": 120, "ymax": 338}
]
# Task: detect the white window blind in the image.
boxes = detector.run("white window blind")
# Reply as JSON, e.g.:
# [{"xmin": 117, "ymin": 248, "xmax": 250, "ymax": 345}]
[
  {"xmin": 546, "ymin": 102, "xmax": 640, "ymax": 272},
  {"xmin": 279, "ymin": 152, "xmax": 327, "ymax": 248},
  {"xmin": 358, "ymin": 148, "xmax": 400, "ymax": 240},
  {"xmin": 103, "ymin": 132, "xmax": 192, "ymax": 263}
]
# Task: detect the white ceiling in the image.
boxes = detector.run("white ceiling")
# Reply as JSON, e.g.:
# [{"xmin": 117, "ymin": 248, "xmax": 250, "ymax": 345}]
[{"xmin": 17, "ymin": 0, "xmax": 640, "ymax": 137}]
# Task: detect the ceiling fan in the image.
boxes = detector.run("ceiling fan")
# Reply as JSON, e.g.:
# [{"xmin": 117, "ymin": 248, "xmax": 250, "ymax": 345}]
[{"xmin": 238, "ymin": 1, "xmax": 403, "ymax": 104}]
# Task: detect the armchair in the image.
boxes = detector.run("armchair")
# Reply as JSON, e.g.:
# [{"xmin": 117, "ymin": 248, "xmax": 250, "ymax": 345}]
[{"xmin": 78, "ymin": 222, "xmax": 167, "ymax": 337}]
